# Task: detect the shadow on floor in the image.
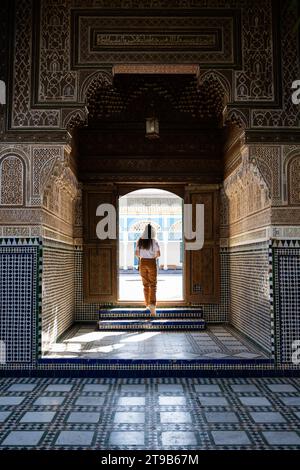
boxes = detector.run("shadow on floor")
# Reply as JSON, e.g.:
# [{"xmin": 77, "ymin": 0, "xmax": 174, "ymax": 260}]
[{"xmin": 43, "ymin": 324, "xmax": 269, "ymax": 360}]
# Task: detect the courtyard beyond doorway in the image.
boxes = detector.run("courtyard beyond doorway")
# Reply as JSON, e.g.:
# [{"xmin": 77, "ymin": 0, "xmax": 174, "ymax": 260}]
[{"xmin": 118, "ymin": 188, "xmax": 184, "ymax": 302}]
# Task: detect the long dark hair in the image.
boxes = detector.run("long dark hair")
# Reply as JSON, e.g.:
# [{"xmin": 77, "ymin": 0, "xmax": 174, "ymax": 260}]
[{"xmin": 138, "ymin": 223, "xmax": 153, "ymax": 250}]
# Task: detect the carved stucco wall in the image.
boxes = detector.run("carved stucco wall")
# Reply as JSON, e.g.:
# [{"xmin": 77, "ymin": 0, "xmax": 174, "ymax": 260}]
[
  {"xmin": 0, "ymin": 155, "xmax": 24, "ymax": 205},
  {"xmin": 251, "ymin": 2, "xmax": 300, "ymax": 129},
  {"xmin": 224, "ymin": 145, "xmax": 300, "ymax": 243},
  {"xmin": 41, "ymin": 153, "xmax": 78, "ymax": 348},
  {"xmin": 0, "ymin": 142, "xmax": 79, "ymax": 347},
  {"xmin": 2, "ymin": 0, "xmax": 300, "ymax": 235},
  {"xmin": 1, "ymin": 0, "xmax": 298, "ymax": 136},
  {"xmin": 41, "ymin": 147, "xmax": 78, "ymax": 244},
  {"xmin": 223, "ymin": 144, "xmax": 300, "ymax": 353},
  {"xmin": 223, "ymin": 146, "xmax": 271, "ymax": 245},
  {"xmin": 0, "ymin": 143, "xmax": 78, "ymax": 240},
  {"xmin": 250, "ymin": 145, "xmax": 300, "ymax": 239},
  {"xmin": 223, "ymin": 150, "xmax": 270, "ymax": 350}
]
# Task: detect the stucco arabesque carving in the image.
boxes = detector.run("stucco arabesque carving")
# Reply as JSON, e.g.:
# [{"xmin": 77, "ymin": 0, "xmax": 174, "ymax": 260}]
[
  {"xmin": 223, "ymin": 147, "xmax": 271, "ymax": 224},
  {"xmin": 282, "ymin": 146, "xmax": 300, "ymax": 206},
  {"xmin": 42, "ymin": 152, "xmax": 78, "ymax": 203},
  {"xmin": 248, "ymin": 145, "xmax": 282, "ymax": 207}
]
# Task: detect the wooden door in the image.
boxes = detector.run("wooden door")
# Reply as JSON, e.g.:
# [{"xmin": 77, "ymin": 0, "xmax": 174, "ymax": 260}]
[
  {"xmin": 185, "ymin": 186, "xmax": 220, "ymax": 304},
  {"xmin": 83, "ymin": 184, "xmax": 117, "ymax": 303}
]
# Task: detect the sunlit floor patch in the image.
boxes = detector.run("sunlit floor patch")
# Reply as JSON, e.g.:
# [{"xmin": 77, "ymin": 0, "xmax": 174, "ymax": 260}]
[{"xmin": 43, "ymin": 324, "xmax": 268, "ymax": 360}]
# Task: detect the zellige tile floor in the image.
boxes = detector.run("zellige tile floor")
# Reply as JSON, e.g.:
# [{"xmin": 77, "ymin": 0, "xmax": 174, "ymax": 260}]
[
  {"xmin": 44, "ymin": 324, "xmax": 268, "ymax": 360},
  {"xmin": 0, "ymin": 377, "xmax": 299, "ymax": 449}
]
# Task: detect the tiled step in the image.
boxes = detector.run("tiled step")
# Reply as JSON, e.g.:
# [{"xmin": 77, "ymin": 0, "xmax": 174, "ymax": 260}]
[
  {"xmin": 99, "ymin": 307, "xmax": 203, "ymax": 319},
  {"xmin": 98, "ymin": 318, "xmax": 206, "ymax": 331}
]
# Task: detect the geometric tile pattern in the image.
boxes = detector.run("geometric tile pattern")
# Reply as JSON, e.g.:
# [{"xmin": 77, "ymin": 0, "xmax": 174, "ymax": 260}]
[
  {"xmin": 229, "ymin": 242, "xmax": 271, "ymax": 353},
  {"xmin": 42, "ymin": 245, "xmax": 75, "ymax": 350},
  {"xmin": 0, "ymin": 377, "xmax": 299, "ymax": 449},
  {"xmin": 43, "ymin": 324, "xmax": 268, "ymax": 360},
  {"xmin": 202, "ymin": 249, "xmax": 230, "ymax": 322},
  {"xmin": 98, "ymin": 318, "xmax": 206, "ymax": 331},
  {"xmin": 0, "ymin": 238, "xmax": 297, "ymax": 373},
  {"xmin": 273, "ymin": 243, "xmax": 300, "ymax": 364},
  {"xmin": 99, "ymin": 307, "xmax": 204, "ymax": 318},
  {"xmin": 0, "ymin": 244, "xmax": 39, "ymax": 363}
]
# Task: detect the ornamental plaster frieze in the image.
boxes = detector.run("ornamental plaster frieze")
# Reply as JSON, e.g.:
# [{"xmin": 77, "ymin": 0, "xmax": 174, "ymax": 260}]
[
  {"xmin": 268, "ymin": 226, "xmax": 300, "ymax": 240},
  {"xmin": 10, "ymin": 0, "xmax": 298, "ymax": 133},
  {"xmin": 32, "ymin": 146, "xmax": 63, "ymax": 205},
  {"xmin": 223, "ymin": 146, "xmax": 271, "ymax": 227},
  {"xmin": 42, "ymin": 227, "xmax": 75, "ymax": 246},
  {"xmin": 0, "ymin": 145, "xmax": 31, "ymax": 206},
  {"xmin": 73, "ymin": 226, "xmax": 83, "ymax": 239},
  {"xmin": 42, "ymin": 152, "xmax": 78, "ymax": 201},
  {"xmin": 249, "ymin": 144, "xmax": 300, "ymax": 208},
  {"xmin": 41, "ymin": 209, "xmax": 74, "ymax": 238},
  {"xmin": 74, "ymin": 187, "xmax": 83, "ymax": 228},
  {"xmin": 249, "ymin": 145, "xmax": 282, "ymax": 205},
  {"xmin": 219, "ymin": 187, "xmax": 229, "ymax": 228},
  {"xmin": 228, "ymin": 207, "xmax": 271, "ymax": 238},
  {"xmin": 0, "ymin": 225, "xmax": 42, "ymax": 238},
  {"xmin": 224, "ymin": 146, "xmax": 269, "ymax": 198},
  {"xmin": 228, "ymin": 228, "xmax": 269, "ymax": 247},
  {"xmin": 271, "ymin": 207, "xmax": 300, "ymax": 226},
  {"xmin": 282, "ymin": 146, "xmax": 300, "ymax": 206},
  {"xmin": 0, "ymin": 143, "xmax": 78, "ymax": 209},
  {"xmin": 0, "ymin": 207, "xmax": 42, "ymax": 224}
]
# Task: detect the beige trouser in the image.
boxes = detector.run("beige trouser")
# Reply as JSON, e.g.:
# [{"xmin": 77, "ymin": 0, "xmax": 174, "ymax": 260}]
[{"xmin": 139, "ymin": 258, "xmax": 157, "ymax": 306}]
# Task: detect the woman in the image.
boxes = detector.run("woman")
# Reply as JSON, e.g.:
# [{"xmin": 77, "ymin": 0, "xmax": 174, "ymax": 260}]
[{"xmin": 135, "ymin": 223, "xmax": 161, "ymax": 316}]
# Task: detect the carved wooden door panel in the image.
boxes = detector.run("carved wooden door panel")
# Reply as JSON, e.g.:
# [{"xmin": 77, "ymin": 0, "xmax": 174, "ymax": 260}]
[
  {"xmin": 83, "ymin": 185, "xmax": 117, "ymax": 303},
  {"xmin": 185, "ymin": 186, "xmax": 220, "ymax": 304}
]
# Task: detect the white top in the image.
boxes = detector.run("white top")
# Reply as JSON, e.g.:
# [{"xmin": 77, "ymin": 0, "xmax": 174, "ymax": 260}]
[{"xmin": 136, "ymin": 238, "xmax": 160, "ymax": 259}]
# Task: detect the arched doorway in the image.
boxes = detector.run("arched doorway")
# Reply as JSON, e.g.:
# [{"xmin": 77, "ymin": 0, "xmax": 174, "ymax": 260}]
[
  {"xmin": 77, "ymin": 71, "xmax": 225, "ymax": 306},
  {"xmin": 82, "ymin": 182, "xmax": 220, "ymax": 306},
  {"xmin": 118, "ymin": 188, "xmax": 184, "ymax": 302}
]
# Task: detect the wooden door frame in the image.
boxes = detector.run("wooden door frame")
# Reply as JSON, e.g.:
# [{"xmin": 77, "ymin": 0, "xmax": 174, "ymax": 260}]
[
  {"xmin": 116, "ymin": 182, "xmax": 186, "ymax": 306},
  {"xmin": 83, "ymin": 181, "xmax": 221, "ymax": 306},
  {"xmin": 83, "ymin": 183, "xmax": 118, "ymax": 303},
  {"xmin": 184, "ymin": 184, "xmax": 221, "ymax": 304}
]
